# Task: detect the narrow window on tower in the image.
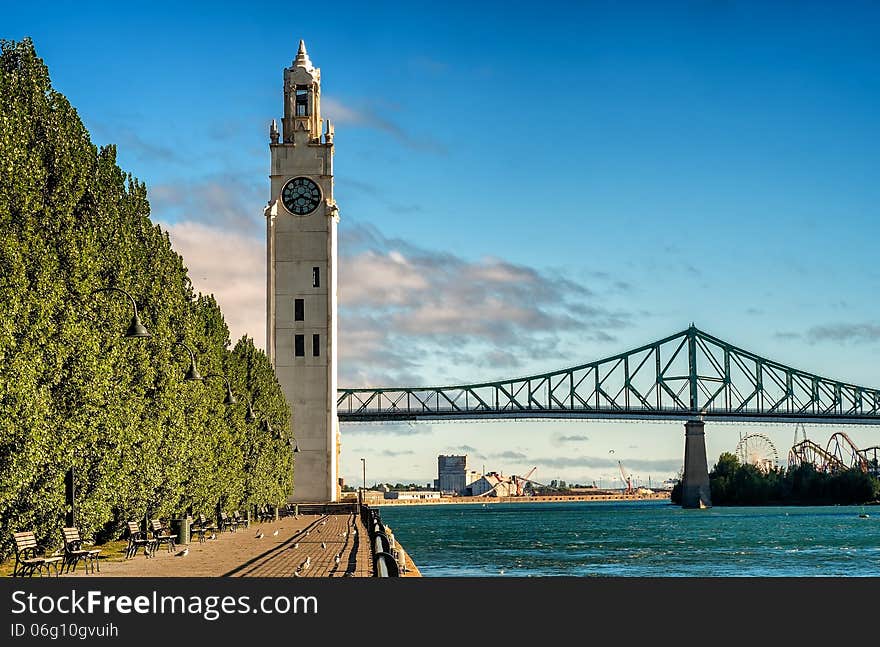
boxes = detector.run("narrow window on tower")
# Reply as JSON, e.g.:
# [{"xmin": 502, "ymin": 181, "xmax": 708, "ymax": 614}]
[
  {"xmin": 294, "ymin": 298, "xmax": 304, "ymax": 321},
  {"xmin": 295, "ymin": 86, "xmax": 309, "ymax": 116},
  {"xmin": 312, "ymin": 334, "xmax": 320, "ymax": 357},
  {"xmin": 312, "ymin": 266, "xmax": 320, "ymax": 288},
  {"xmin": 294, "ymin": 334, "xmax": 305, "ymax": 357}
]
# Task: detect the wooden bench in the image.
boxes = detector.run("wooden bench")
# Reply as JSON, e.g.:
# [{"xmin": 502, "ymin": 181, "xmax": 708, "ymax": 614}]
[
  {"xmin": 233, "ymin": 510, "xmax": 248, "ymax": 529},
  {"xmin": 125, "ymin": 521, "xmax": 154, "ymax": 559},
  {"xmin": 219, "ymin": 512, "xmax": 239, "ymax": 533},
  {"xmin": 149, "ymin": 519, "xmax": 177, "ymax": 553},
  {"xmin": 191, "ymin": 514, "xmax": 218, "ymax": 543},
  {"xmin": 61, "ymin": 527, "xmax": 101, "ymax": 574},
  {"xmin": 258, "ymin": 505, "xmax": 275, "ymax": 523},
  {"xmin": 12, "ymin": 531, "xmax": 63, "ymax": 577}
]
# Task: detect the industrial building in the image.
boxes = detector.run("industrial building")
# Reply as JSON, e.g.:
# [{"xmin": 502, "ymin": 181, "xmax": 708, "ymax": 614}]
[
  {"xmin": 469, "ymin": 472, "xmax": 516, "ymax": 497},
  {"xmin": 437, "ymin": 455, "xmax": 481, "ymax": 494}
]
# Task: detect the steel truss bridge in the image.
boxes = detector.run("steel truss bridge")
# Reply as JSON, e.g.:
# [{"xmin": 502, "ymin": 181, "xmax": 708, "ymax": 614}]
[{"xmin": 338, "ymin": 326, "xmax": 880, "ymax": 424}]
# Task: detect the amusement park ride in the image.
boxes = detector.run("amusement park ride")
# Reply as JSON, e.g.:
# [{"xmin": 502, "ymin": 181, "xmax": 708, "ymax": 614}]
[{"xmin": 735, "ymin": 423, "xmax": 879, "ymax": 476}]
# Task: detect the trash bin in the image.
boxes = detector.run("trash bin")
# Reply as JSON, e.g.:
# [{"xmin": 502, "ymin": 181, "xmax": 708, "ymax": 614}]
[{"xmin": 171, "ymin": 517, "xmax": 191, "ymax": 545}]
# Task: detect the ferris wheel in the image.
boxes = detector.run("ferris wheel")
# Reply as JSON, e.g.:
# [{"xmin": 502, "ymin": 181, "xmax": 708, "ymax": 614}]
[{"xmin": 735, "ymin": 433, "xmax": 779, "ymax": 473}]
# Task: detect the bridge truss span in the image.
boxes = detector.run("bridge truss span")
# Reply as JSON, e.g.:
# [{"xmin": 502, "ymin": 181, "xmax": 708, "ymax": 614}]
[{"xmin": 337, "ymin": 326, "xmax": 880, "ymax": 423}]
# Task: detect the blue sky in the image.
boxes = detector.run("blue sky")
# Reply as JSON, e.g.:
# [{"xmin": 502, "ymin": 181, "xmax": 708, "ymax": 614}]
[{"xmin": 6, "ymin": 0, "xmax": 880, "ymax": 487}]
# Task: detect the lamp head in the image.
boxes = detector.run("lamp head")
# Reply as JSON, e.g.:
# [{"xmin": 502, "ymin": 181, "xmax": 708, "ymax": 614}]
[
  {"xmin": 224, "ymin": 383, "xmax": 237, "ymax": 405},
  {"xmin": 125, "ymin": 313, "xmax": 151, "ymax": 338},
  {"xmin": 184, "ymin": 358, "xmax": 202, "ymax": 381},
  {"xmin": 245, "ymin": 401, "xmax": 256, "ymax": 423}
]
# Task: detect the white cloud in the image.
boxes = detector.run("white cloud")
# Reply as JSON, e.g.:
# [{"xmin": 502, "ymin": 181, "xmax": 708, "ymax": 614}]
[
  {"xmin": 158, "ymin": 217, "xmax": 632, "ymax": 386},
  {"xmin": 160, "ymin": 221, "xmax": 265, "ymax": 346}
]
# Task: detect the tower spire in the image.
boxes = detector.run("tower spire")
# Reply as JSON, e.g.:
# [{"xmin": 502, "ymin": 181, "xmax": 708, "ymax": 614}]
[{"xmin": 295, "ymin": 39, "xmax": 313, "ymax": 70}]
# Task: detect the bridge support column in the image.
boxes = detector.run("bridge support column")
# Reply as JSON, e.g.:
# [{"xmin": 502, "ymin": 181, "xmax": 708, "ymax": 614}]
[{"xmin": 681, "ymin": 420, "xmax": 712, "ymax": 509}]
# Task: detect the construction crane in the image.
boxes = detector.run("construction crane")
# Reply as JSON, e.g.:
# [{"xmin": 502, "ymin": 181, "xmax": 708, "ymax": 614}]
[
  {"xmin": 513, "ymin": 467, "xmax": 538, "ymax": 496},
  {"xmin": 618, "ymin": 461, "xmax": 634, "ymax": 495}
]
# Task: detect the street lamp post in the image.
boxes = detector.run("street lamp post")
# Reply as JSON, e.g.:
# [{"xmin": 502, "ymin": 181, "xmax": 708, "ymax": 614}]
[
  {"xmin": 203, "ymin": 373, "xmax": 236, "ymax": 405},
  {"xmin": 358, "ymin": 457, "xmax": 366, "ymax": 518},
  {"xmin": 173, "ymin": 341, "xmax": 202, "ymax": 381},
  {"xmin": 90, "ymin": 287, "xmax": 151, "ymax": 338},
  {"xmin": 67, "ymin": 287, "xmax": 151, "ymax": 527}
]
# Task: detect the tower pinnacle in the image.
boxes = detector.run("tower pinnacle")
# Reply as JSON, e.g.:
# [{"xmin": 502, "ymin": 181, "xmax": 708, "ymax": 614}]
[{"xmin": 295, "ymin": 39, "xmax": 313, "ymax": 70}]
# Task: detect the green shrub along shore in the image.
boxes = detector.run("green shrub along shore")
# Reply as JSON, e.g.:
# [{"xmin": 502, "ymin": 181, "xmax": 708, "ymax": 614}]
[
  {"xmin": 0, "ymin": 39, "xmax": 293, "ymax": 560},
  {"xmin": 671, "ymin": 452, "xmax": 880, "ymax": 506}
]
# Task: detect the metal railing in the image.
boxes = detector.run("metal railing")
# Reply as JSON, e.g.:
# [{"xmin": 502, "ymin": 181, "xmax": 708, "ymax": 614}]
[{"xmin": 360, "ymin": 505, "xmax": 399, "ymax": 577}]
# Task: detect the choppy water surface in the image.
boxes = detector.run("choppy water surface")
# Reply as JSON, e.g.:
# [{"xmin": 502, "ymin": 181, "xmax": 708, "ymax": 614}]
[{"xmin": 379, "ymin": 500, "xmax": 880, "ymax": 577}]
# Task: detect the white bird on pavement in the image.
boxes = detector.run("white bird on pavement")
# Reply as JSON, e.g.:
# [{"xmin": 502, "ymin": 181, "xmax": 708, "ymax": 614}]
[
  {"xmin": 175, "ymin": 548, "xmax": 189, "ymax": 557},
  {"xmin": 209, "ymin": 533, "xmax": 217, "ymax": 540},
  {"xmin": 321, "ymin": 542, "xmax": 326, "ymax": 549},
  {"xmin": 334, "ymin": 554, "xmax": 341, "ymax": 565},
  {"xmin": 255, "ymin": 531, "xmax": 264, "ymax": 539},
  {"xmin": 293, "ymin": 542, "xmax": 299, "ymax": 549},
  {"xmin": 272, "ymin": 529, "xmax": 280, "ymax": 536}
]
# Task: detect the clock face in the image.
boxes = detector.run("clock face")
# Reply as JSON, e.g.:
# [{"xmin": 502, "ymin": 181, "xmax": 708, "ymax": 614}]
[{"xmin": 281, "ymin": 177, "xmax": 322, "ymax": 215}]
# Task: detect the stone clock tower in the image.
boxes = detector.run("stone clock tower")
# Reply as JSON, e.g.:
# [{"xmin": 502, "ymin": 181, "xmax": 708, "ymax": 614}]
[{"xmin": 265, "ymin": 40, "xmax": 339, "ymax": 502}]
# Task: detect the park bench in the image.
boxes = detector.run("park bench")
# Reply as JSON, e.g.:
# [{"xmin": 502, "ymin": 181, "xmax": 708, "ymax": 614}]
[
  {"xmin": 191, "ymin": 514, "xmax": 218, "ymax": 543},
  {"xmin": 61, "ymin": 527, "xmax": 101, "ymax": 574},
  {"xmin": 12, "ymin": 531, "xmax": 63, "ymax": 577},
  {"xmin": 125, "ymin": 521, "xmax": 154, "ymax": 559},
  {"xmin": 149, "ymin": 519, "xmax": 177, "ymax": 553},
  {"xmin": 257, "ymin": 505, "xmax": 274, "ymax": 523},
  {"xmin": 233, "ymin": 510, "xmax": 248, "ymax": 529},
  {"xmin": 219, "ymin": 511, "xmax": 239, "ymax": 533}
]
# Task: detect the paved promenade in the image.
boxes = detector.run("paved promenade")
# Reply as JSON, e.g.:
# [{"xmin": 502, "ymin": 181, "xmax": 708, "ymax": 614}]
[{"xmin": 61, "ymin": 512, "xmax": 419, "ymax": 578}]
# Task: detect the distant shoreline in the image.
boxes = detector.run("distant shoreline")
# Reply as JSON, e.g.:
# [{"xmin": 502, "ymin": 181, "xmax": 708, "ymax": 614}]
[{"xmin": 373, "ymin": 492, "xmax": 672, "ymax": 506}]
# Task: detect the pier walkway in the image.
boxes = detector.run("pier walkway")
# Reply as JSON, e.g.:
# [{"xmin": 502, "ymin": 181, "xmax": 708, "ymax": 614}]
[{"xmin": 60, "ymin": 509, "xmax": 419, "ymax": 578}]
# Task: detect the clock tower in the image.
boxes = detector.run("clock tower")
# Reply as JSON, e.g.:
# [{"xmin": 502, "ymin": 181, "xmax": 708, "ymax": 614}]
[{"xmin": 265, "ymin": 40, "xmax": 339, "ymax": 502}]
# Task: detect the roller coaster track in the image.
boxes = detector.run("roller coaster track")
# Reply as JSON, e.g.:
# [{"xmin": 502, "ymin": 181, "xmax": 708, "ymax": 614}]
[
  {"xmin": 788, "ymin": 440, "xmax": 845, "ymax": 472},
  {"xmin": 789, "ymin": 434, "xmax": 880, "ymax": 474}
]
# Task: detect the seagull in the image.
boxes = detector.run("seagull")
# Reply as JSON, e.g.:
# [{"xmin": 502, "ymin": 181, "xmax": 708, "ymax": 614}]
[
  {"xmin": 209, "ymin": 533, "xmax": 217, "ymax": 540},
  {"xmin": 321, "ymin": 520, "xmax": 327, "ymax": 525},
  {"xmin": 255, "ymin": 531, "xmax": 264, "ymax": 539},
  {"xmin": 272, "ymin": 529, "xmax": 280, "ymax": 537},
  {"xmin": 334, "ymin": 554, "xmax": 341, "ymax": 565},
  {"xmin": 175, "ymin": 548, "xmax": 189, "ymax": 557},
  {"xmin": 293, "ymin": 542, "xmax": 299, "ymax": 549},
  {"xmin": 321, "ymin": 542, "xmax": 326, "ymax": 549}
]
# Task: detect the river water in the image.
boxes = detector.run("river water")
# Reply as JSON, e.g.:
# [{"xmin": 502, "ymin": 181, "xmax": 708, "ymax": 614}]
[{"xmin": 378, "ymin": 500, "xmax": 880, "ymax": 577}]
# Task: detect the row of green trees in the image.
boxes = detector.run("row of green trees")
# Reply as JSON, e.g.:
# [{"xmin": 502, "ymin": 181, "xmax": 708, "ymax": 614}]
[
  {"xmin": 671, "ymin": 453, "xmax": 880, "ymax": 506},
  {"xmin": 0, "ymin": 39, "xmax": 292, "ymax": 557}
]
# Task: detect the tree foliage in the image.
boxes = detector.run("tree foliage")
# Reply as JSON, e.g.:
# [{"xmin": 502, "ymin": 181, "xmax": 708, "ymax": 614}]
[
  {"xmin": 0, "ymin": 39, "xmax": 292, "ymax": 556},
  {"xmin": 670, "ymin": 451, "xmax": 880, "ymax": 506}
]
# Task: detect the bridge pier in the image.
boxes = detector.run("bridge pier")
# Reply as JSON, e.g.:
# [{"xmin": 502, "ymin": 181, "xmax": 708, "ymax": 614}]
[{"xmin": 681, "ymin": 420, "xmax": 712, "ymax": 509}]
